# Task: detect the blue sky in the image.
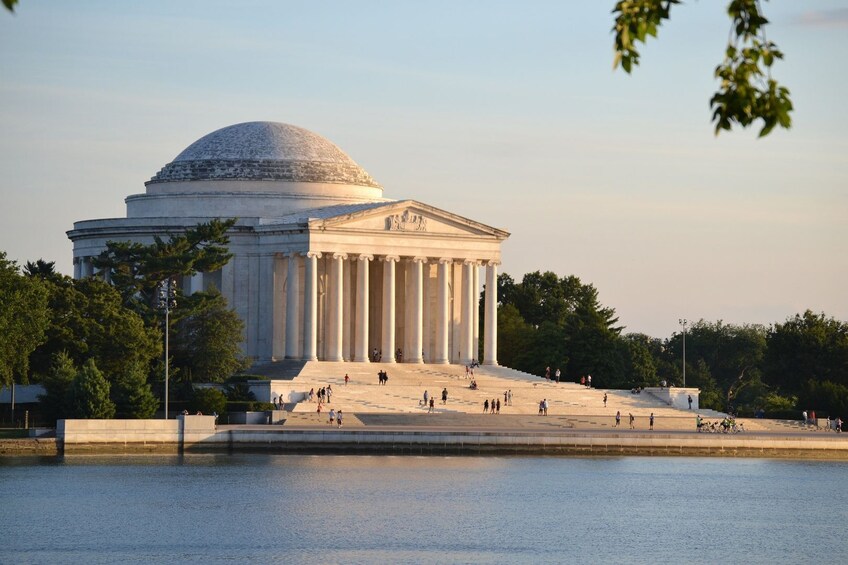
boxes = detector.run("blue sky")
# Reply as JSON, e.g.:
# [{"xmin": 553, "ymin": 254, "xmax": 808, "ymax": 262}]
[{"xmin": 1, "ymin": 1, "xmax": 846, "ymax": 338}]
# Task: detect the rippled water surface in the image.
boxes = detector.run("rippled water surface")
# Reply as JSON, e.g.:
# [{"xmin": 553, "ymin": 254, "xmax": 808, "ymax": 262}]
[{"xmin": 2, "ymin": 454, "xmax": 847, "ymax": 564}]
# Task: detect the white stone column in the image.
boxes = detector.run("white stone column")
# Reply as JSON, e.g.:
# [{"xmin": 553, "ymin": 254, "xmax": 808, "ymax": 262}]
[
  {"xmin": 190, "ymin": 272, "xmax": 204, "ymax": 295},
  {"xmin": 434, "ymin": 258, "xmax": 451, "ymax": 364},
  {"xmin": 473, "ymin": 261, "xmax": 480, "ymax": 362},
  {"xmin": 460, "ymin": 260, "xmax": 475, "ymax": 364},
  {"xmin": 421, "ymin": 262, "xmax": 431, "ymax": 362},
  {"xmin": 272, "ymin": 255, "xmax": 285, "ymax": 360},
  {"xmin": 381, "ymin": 255, "xmax": 399, "ymax": 363},
  {"xmin": 82, "ymin": 257, "xmax": 94, "ymax": 278},
  {"xmin": 342, "ymin": 257, "xmax": 352, "ymax": 360},
  {"xmin": 326, "ymin": 253, "xmax": 346, "ymax": 362},
  {"xmin": 484, "ymin": 261, "xmax": 499, "ymax": 366},
  {"xmin": 285, "ymin": 253, "xmax": 302, "ymax": 359},
  {"xmin": 302, "ymin": 252, "xmax": 321, "ymax": 361},
  {"xmin": 407, "ymin": 257, "xmax": 425, "ymax": 363},
  {"xmin": 355, "ymin": 254, "xmax": 372, "ymax": 362},
  {"xmin": 257, "ymin": 255, "xmax": 276, "ymax": 361}
]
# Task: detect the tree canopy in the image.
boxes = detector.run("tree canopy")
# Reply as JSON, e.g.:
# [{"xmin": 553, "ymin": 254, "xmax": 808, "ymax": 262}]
[
  {"xmin": 0, "ymin": 252, "xmax": 49, "ymax": 388},
  {"xmin": 613, "ymin": 0, "xmax": 792, "ymax": 136}
]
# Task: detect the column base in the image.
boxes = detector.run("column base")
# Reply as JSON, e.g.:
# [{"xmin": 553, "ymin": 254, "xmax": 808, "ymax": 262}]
[
  {"xmin": 433, "ymin": 358, "xmax": 450, "ymax": 364},
  {"xmin": 326, "ymin": 356, "xmax": 344, "ymax": 362},
  {"xmin": 407, "ymin": 357, "xmax": 424, "ymax": 364},
  {"xmin": 483, "ymin": 361, "xmax": 499, "ymax": 366},
  {"xmin": 303, "ymin": 356, "xmax": 318, "ymax": 361}
]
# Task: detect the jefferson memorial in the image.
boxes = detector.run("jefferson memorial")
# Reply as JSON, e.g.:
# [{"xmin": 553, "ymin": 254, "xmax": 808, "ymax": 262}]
[{"xmin": 67, "ymin": 122, "xmax": 509, "ymax": 366}]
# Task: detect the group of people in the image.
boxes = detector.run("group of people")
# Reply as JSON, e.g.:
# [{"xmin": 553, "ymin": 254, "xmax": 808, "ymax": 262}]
[
  {"xmin": 580, "ymin": 375, "xmax": 592, "ymax": 388},
  {"xmin": 483, "ymin": 398, "xmax": 501, "ymax": 414},
  {"xmin": 538, "ymin": 398, "xmax": 549, "ymax": 415},
  {"xmin": 544, "ymin": 367, "xmax": 561, "ymax": 382},
  {"xmin": 377, "ymin": 370, "xmax": 389, "ymax": 385},
  {"xmin": 802, "ymin": 410, "xmax": 843, "ymax": 431},
  {"xmin": 308, "ymin": 385, "xmax": 333, "ymax": 405},
  {"xmin": 326, "ymin": 408, "xmax": 344, "ymax": 427},
  {"xmin": 612, "ymin": 410, "xmax": 653, "ymax": 429},
  {"xmin": 420, "ymin": 388, "xmax": 449, "ymax": 413}
]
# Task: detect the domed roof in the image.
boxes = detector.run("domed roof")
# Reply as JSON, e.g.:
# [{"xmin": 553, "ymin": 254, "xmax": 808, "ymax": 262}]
[{"xmin": 147, "ymin": 121, "xmax": 380, "ymax": 188}]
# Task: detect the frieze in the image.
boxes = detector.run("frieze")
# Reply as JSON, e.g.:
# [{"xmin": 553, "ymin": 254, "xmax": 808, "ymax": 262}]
[{"xmin": 386, "ymin": 210, "xmax": 427, "ymax": 232}]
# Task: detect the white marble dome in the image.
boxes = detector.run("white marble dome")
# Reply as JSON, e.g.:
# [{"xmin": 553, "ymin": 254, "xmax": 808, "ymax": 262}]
[
  {"xmin": 130, "ymin": 121, "xmax": 386, "ymax": 218},
  {"xmin": 147, "ymin": 121, "xmax": 380, "ymax": 188}
]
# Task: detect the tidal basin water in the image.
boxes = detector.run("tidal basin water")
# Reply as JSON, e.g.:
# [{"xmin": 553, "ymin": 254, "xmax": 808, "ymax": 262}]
[{"xmin": 2, "ymin": 454, "xmax": 847, "ymax": 564}]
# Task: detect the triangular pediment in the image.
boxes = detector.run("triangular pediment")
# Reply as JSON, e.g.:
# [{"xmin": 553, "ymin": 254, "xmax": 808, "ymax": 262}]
[{"xmin": 309, "ymin": 200, "xmax": 509, "ymax": 239}]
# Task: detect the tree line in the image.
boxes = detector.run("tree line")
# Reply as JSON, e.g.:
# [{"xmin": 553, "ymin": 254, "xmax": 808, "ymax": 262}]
[
  {"xmin": 3, "ymin": 241, "xmax": 846, "ymax": 422},
  {"xmin": 494, "ymin": 271, "xmax": 848, "ymax": 417},
  {"xmin": 0, "ymin": 219, "xmax": 250, "ymax": 423}
]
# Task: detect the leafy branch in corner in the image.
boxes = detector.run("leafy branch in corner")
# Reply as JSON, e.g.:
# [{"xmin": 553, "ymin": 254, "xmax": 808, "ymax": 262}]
[{"xmin": 612, "ymin": 0, "xmax": 792, "ymax": 137}]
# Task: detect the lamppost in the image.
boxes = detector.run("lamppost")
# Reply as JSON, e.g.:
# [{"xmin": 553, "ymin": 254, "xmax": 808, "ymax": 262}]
[
  {"xmin": 678, "ymin": 318, "xmax": 688, "ymax": 388},
  {"xmin": 158, "ymin": 278, "xmax": 177, "ymax": 419}
]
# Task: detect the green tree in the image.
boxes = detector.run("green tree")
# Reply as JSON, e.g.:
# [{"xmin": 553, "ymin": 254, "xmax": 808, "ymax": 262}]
[
  {"xmin": 170, "ymin": 291, "xmax": 249, "ymax": 383},
  {"xmin": 68, "ymin": 359, "xmax": 116, "ymax": 419},
  {"xmin": 94, "ymin": 219, "xmax": 236, "ymax": 322},
  {"xmin": 190, "ymin": 387, "xmax": 227, "ymax": 415},
  {"xmin": 37, "ymin": 351, "xmax": 76, "ymax": 424},
  {"xmin": 613, "ymin": 0, "xmax": 792, "ymax": 136},
  {"xmin": 496, "ymin": 303, "xmax": 535, "ymax": 372},
  {"xmin": 764, "ymin": 311, "xmax": 848, "ymax": 394},
  {"xmin": 0, "ymin": 251, "xmax": 50, "ymax": 388},
  {"xmin": 112, "ymin": 363, "xmax": 159, "ymax": 419},
  {"xmin": 28, "ymin": 276, "xmax": 160, "ymax": 381}
]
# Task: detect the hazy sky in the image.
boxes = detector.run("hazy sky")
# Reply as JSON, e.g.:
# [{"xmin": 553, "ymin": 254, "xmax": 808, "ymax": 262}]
[{"xmin": 1, "ymin": 1, "xmax": 846, "ymax": 338}]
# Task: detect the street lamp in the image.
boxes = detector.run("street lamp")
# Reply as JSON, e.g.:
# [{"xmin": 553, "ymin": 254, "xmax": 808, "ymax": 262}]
[
  {"xmin": 158, "ymin": 278, "xmax": 177, "ymax": 419},
  {"xmin": 678, "ymin": 318, "xmax": 689, "ymax": 388}
]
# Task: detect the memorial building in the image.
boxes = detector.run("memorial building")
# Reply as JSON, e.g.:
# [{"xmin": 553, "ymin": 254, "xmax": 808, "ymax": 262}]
[{"xmin": 68, "ymin": 122, "xmax": 509, "ymax": 366}]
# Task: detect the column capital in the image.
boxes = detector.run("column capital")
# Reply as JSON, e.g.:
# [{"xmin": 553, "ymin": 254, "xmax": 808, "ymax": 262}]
[
  {"xmin": 381, "ymin": 255, "xmax": 400, "ymax": 263},
  {"xmin": 283, "ymin": 251, "xmax": 301, "ymax": 258},
  {"xmin": 304, "ymin": 251, "xmax": 322, "ymax": 259},
  {"xmin": 485, "ymin": 260, "xmax": 501, "ymax": 267},
  {"xmin": 357, "ymin": 254, "xmax": 374, "ymax": 262},
  {"xmin": 463, "ymin": 259, "xmax": 478, "ymax": 266},
  {"xmin": 332, "ymin": 252, "xmax": 348, "ymax": 261},
  {"xmin": 410, "ymin": 256, "xmax": 428, "ymax": 264},
  {"xmin": 438, "ymin": 257, "xmax": 453, "ymax": 265}
]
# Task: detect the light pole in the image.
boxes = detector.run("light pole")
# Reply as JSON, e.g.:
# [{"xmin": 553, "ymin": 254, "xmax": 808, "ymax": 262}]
[
  {"xmin": 158, "ymin": 278, "xmax": 177, "ymax": 419},
  {"xmin": 678, "ymin": 318, "xmax": 688, "ymax": 388}
]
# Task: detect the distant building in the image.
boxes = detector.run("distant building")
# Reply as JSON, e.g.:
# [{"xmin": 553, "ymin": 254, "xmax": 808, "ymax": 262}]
[{"xmin": 68, "ymin": 122, "xmax": 508, "ymax": 364}]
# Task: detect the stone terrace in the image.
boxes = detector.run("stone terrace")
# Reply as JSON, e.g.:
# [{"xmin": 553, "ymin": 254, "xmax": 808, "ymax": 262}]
[{"xmin": 275, "ymin": 362, "xmax": 790, "ymax": 432}]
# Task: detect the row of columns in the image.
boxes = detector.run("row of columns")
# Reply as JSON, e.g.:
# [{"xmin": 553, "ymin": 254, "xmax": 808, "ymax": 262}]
[{"xmin": 284, "ymin": 253, "xmax": 498, "ymax": 365}]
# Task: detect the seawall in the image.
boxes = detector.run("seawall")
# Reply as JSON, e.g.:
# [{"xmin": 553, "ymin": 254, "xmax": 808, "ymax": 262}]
[{"xmin": 41, "ymin": 416, "xmax": 848, "ymax": 459}]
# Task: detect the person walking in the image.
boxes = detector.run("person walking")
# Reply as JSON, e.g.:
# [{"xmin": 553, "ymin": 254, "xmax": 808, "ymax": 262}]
[
  {"xmin": 649, "ymin": 413, "xmax": 654, "ymax": 431},
  {"xmin": 428, "ymin": 397, "xmax": 435, "ymax": 413},
  {"xmin": 424, "ymin": 390, "xmax": 429, "ymax": 407},
  {"xmin": 545, "ymin": 366, "xmax": 551, "ymax": 381},
  {"xmin": 337, "ymin": 410, "xmax": 343, "ymax": 428},
  {"xmin": 615, "ymin": 411, "xmax": 621, "ymax": 427},
  {"xmin": 543, "ymin": 398, "xmax": 549, "ymax": 416},
  {"xmin": 491, "ymin": 398, "xmax": 496, "ymax": 415},
  {"xmin": 496, "ymin": 399, "xmax": 501, "ymax": 414},
  {"xmin": 555, "ymin": 368, "xmax": 561, "ymax": 383},
  {"xmin": 629, "ymin": 413, "xmax": 635, "ymax": 429},
  {"xmin": 442, "ymin": 388, "xmax": 448, "ymax": 404},
  {"xmin": 538, "ymin": 400, "xmax": 544, "ymax": 416},
  {"xmin": 603, "ymin": 393, "xmax": 608, "ymax": 408},
  {"xmin": 507, "ymin": 390, "xmax": 513, "ymax": 406},
  {"xmin": 328, "ymin": 408, "xmax": 335, "ymax": 426},
  {"xmin": 344, "ymin": 374, "xmax": 349, "ymax": 386},
  {"xmin": 587, "ymin": 375, "xmax": 592, "ymax": 388},
  {"xmin": 484, "ymin": 399, "xmax": 489, "ymax": 413},
  {"xmin": 688, "ymin": 395, "xmax": 693, "ymax": 409}
]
